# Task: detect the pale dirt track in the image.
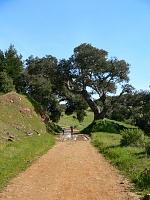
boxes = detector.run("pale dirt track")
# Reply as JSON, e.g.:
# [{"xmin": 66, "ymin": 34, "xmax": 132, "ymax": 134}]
[{"xmin": 0, "ymin": 140, "xmax": 140, "ymax": 200}]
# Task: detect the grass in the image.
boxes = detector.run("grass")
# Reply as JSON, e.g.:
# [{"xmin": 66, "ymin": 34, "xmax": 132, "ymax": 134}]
[
  {"xmin": 91, "ymin": 132, "xmax": 150, "ymax": 194},
  {"xmin": 81, "ymin": 118, "xmax": 138, "ymax": 135},
  {"xmin": 0, "ymin": 92, "xmax": 49, "ymax": 143},
  {"xmin": 0, "ymin": 92, "xmax": 55, "ymax": 191},
  {"xmin": 105, "ymin": 118, "xmax": 137, "ymax": 129},
  {"xmin": 57, "ymin": 108, "xmax": 94, "ymax": 131},
  {"xmin": 0, "ymin": 133, "xmax": 55, "ymax": 191},
  {"xmin": 1, "ymin": 92, "xmax": 149, "ymax": 196}
]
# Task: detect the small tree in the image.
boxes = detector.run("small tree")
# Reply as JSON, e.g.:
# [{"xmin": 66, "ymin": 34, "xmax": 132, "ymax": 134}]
[
  {"xmin": 0, "ymin": 71, "xmax": 15, "ymax": 93},
  {"xmin": 0, "ymin": 45, "xmax": 23, "ymax": 91}
]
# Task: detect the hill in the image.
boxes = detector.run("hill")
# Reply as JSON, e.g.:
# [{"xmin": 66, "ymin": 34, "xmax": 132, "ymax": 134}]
[
  {"xmin": 0, "ymin": 92, "xmax": 50, "ymax": 144},
  {"xmin": 0, "ymin": 92, "xmax": 55, "ymax": 190}
]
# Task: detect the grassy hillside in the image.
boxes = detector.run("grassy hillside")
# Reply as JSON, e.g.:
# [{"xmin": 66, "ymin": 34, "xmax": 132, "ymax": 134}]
[
  {"xmin": 81, "ymin": 118, "xmax": 137, "ymax": 135},
  {"xmin": 57, "ymin": 108, "xmax": 94, "ymax": 131},
  {"xmin": 0, "ymin": 92, "xmax": 55, "ymax": 190},
  {"xmin": 0, "ymin": 92, "xmax": 49, "ymax": 143}
]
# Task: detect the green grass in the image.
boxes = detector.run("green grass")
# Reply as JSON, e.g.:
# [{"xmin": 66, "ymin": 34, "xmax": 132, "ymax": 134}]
[
  {"xmin": 57, "ymin": 108, "xmax": 94, "ymax": 131},
  {"xmin": 0, "ymin": 92, "xmax": 49, "ymax": 143},
  {"xmin": 0, "ymin": 92, "xmax": 55, "ymax": 191},
  {"xmin": 2, "ymin": 91, "xmax": 149, "ymax": 196},
  {"xmin": 81, "ymin": 118, "xmax": 137, "ymax": 135},
  {"xmin": 105, "ymin": 118, "xmax": 137, "ymax": 129},
  {"xmin": 0, "ymin": 133, "xmax": 55, "ymax": 191},
  {"xmin": 91, "ymin": 132, "xmax": 150, "ymax": 194}
]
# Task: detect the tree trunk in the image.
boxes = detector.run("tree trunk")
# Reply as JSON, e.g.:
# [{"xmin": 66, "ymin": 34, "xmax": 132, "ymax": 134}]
[
  {"xmin": 94, "ymin": 107, "xmax": 107, "ymax": 120},
  {"xmin": 81, "ymin": 90, "xmax": 106, "ymax": 120}
]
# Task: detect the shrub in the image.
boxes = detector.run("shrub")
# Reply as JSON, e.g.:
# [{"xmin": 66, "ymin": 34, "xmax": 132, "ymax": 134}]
[
  {"xmin": 144, "ymin": 136, "xmax": 150, "ymax": 155},
  {"xmin": 138, "ymin": 168, "xmax": 150, "ymax": 189},
  {"xmin": 0, "ymin": 71, "xmax": 16, "ymax": 93},
  {"xmin": 46, "ymin": 121, "xmax": 62, "ymax": 134},
  {"xmin": 120, "ymin": 128, "xmax": 145, "ymax": 147}
]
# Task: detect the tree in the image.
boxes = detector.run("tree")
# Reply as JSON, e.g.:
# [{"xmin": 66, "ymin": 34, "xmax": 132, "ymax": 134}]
[
  {"xmin": 0, "ymin": 50, "xmax": 4, "ymax": 71},
  {"xmin": 0, "ymin": 71, "xmax": 15, "ymax": 93},
  {"xmin": 0, "ymin": 44, "xmax": 23, "ymax": 92},
  {"xmin": 130, "ymin": 91, "xmax": 150, "ymax": 134},
  {"xmin": 25, "ymin": 55, "xmax": 62, "ymax": 122},
  {"xmin": 58, "ymin": 43, "xmax": 132, "ymax": 120},
  {"xmin": 65, "ymin": 94, "xmax": 88, "ymax": 122},
  {"xmin": 110, "ymin": 90, "xmax": 150, "ymax": 134}
]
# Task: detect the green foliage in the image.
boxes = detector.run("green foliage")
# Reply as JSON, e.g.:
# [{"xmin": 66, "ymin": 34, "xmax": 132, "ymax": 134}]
[
  {"xmin": 139, "ymin": 169, "xmax": 150, "ymax": 189},
  {"xmin": 57, "ymin": 108, "xmax": 94, "ymax": 131},
  {"xmin": 0, "ymin": 44, "xmax": 23, "ymax": 90},
  {"xmin": 58, "ymin": 43, "xmax": 131, "ymax": 120},
  {"xmin": 0, "ymin": 92, "xmax": 55, "ymax": 191},
  {"xmin": 144, "ymin": 136, "xmax": 150, "ymax": 155},
  {"xmin": 92, "ymin": 120, "xmax": 119, "ymax": 133},
  {"xmin": 91, "ymin": 132, "xmax": 150, "ymax": 193},
  {"xmin": 120, "ymin": 128, "xmax": 145, "ymax": 147},
  {"xmin": 110, "ymin": 91, "xmax": 150, "ymax": 134},
  {"xmin": 46, "ymin": 121, "xmax": 62, "ymax": 134},
  {"xmin": 0, "ymin": 71, "xmax": 16, "ymax": 93},
  {"xmin": 65, "ymin": 95, "xmax": 88, "ymax": 122},
  {"xmin": 25, "ymin": 55, "xmax": 63, "ymax": 122},
  {"xmin": 81, "ymin": 118, "xmax": 136, "ymax": 134}
]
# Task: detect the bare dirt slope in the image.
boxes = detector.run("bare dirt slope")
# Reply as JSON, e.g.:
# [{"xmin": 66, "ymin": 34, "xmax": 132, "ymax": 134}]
[{"xmin": 0, "ymin": 140, "xmax": 140, "ymax": 200}]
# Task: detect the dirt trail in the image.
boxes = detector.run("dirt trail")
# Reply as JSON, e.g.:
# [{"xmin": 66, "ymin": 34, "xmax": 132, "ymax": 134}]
[{"xmin": 0, "ymin": 140, "xmax": 140, "ymax": 200}]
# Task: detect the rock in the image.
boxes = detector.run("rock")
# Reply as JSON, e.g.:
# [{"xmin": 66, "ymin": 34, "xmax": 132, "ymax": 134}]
[
  {"xmin": 7, "ymin": 138, "xmax": 15, "ymax": 142},
  {"xmin": 26, "ymin": 132, "xmax": 33, "ymax": 136}
]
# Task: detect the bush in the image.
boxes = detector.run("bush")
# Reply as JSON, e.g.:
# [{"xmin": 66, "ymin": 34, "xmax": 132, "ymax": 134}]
[
  {"xmin": 138, "ymin": 168, "xmax": 150, "ymax": 189},
  {"xmin": 92, "ymin": 120, "xmax": 117, "ymax": 133},
  {"xmin": 0, "ymin": 71, "xmax": 16, "ymax": 93},
  {"xmin": 46, "ymin": 121, "xmax": 62, "ymax": 134},
  {"xmin": 120, "ymin": 128, "xmax": 145, "ymax": 147},
  {"xmin": 144, "ymin": 136, "xmax": 150, "ymax": 155}
]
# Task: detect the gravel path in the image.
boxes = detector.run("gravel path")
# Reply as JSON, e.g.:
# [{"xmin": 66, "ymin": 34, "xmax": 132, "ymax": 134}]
[{"xmin": 0, "ymin": 140, "xmax": 140, "ymax": 200}]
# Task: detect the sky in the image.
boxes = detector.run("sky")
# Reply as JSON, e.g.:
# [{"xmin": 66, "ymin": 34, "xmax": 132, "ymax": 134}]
[{"xmin": 0, "ymin": 0, "xmax": 150, "ymax": 92}]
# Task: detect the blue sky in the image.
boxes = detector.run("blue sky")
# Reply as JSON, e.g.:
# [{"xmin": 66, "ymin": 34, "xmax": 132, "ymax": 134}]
[{"xmin": 0, "ymin": 0, "xmax": 150, "ymax": 92}]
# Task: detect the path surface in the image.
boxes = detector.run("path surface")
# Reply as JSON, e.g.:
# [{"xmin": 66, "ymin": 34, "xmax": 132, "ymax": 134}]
[{"xmin": 0, "ymin": 140, "xmax": 140, "ymax": 200}]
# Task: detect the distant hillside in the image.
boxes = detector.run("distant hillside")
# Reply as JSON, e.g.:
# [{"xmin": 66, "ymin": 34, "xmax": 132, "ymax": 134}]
[{"xmin": 0, "ymin": 92, "xmax": 50, "ymax": 145}]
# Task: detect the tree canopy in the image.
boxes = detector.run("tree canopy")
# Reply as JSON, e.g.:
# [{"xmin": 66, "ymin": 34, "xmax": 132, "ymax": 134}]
[
  {"xmin": 57, "ymin": 43, "xmax": 132, "ymax": 120},
  {"xmin": 0, "ymin": 44, "xmax": 23, "ymax": 93},
  {"xmin": 0, "ymin": 43, "xmax": 149, "ymax": 133}
]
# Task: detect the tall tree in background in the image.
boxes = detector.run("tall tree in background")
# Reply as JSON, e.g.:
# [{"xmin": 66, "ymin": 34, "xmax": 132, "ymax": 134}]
[
  {"xmin": 0, "ymin": 71, "xmax": 15, "ymax": 93},
  {"xmin": 0, "ymin": 44, "xmax": 23, "ymax": 93},
  {"xmin": 111, "ymin": 91, "xmax": 150, "ymax": 134},
  {"xmin": 58, "ymin": 43, "xmax": 132, "ymax": 120},
  {"xmin": 25, "ymin": 55, "xmax": 63, "ymax": 122}
]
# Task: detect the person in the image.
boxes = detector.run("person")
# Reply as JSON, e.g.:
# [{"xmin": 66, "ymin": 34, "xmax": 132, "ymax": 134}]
[
  {"xmin": 70, "ymin": 126, "xmax": 74, "ymax": 135},
  {"xmin": 62, "ymin": 128, "xmax": 65, "ymax": 135},
  {"xmin": 60, "ymin": 128, "xmax": 66, "ymax": 141}
]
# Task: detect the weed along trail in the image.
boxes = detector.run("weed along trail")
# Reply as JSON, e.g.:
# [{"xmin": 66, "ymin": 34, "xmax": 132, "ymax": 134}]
[{"xmin": 0, "ymin": 140, "xmax": 139, "ymax": 200}]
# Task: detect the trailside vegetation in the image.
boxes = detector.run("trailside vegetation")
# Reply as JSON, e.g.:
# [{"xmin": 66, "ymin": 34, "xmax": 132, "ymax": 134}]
[
  {"xmin": 91, "ymin": 125, "xmax": 150, "ymax": 194},
  {"xmin": 0, "ymin": 44, "xmax": 150, "ymax": 133},
  {"xmin": 0, "ymin": 92, "xmax": 56, "ymax": 191}
]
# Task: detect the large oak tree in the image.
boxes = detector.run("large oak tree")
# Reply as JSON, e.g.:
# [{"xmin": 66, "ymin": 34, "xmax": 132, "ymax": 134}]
[{"xmin": 58, "ymin": 43, "xmax": 132, "ymax": 120}]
